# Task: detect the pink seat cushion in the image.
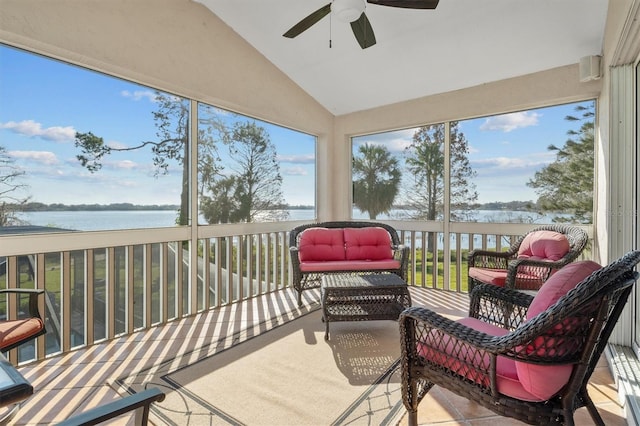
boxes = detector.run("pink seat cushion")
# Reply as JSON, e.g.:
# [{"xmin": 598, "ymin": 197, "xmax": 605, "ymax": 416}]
[
  {"xmin": 344, "ymin": 227, "xmax": 393, "ymax": 261},
  {"xmin": 468, "ymin": 267, "xmax": 544, "ymax": 289},
  {"xmin": 298, "ymin": 228, "xmax": 345, "ymax": 262},
  {"xmin": 514, "ymin": 260, "xmax": 602, "ymax": 400},
  {"xmin": 0, "ymin": 318, "xmax": 45, "ymax": 350},
  {"xmin": 517, "ymin": 231, "xmax": 570, "ymax": 261},
  {"xmin": 299, "ymin": 259, "xmax": 401, "ymax": 272},
  {"xmin": 417, "ymin": 317, "xmax": 557, "ymax": 402},
  {"xmin": 468, "ymin": 267, "xmax": 508, "ymax": 286}
]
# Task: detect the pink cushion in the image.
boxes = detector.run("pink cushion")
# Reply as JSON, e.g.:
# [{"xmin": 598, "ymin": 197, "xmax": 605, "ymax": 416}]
[
  {"xmin": 468, "ymin": 268, "xmax": 508, "ymax": 286},
  {"xmin": 514, "ymin": 260, "xmax": 602, "ymax": 400},
  {"xmin": 417, "ymin": 317, "xmax": 555, "ymax": 401},
  {"xmin": 526, "ymin": 260, "xmax": 602, "ymax": 319},
  {"xmin": 517, "ymin": 231, "xmax": 570, "ymax": 261},
  {"xmin": 0, "ymin": 318, "xmax": 45, "ymax": 350},
  {"xmin": 299, "ymin": 259, "xmax": 400, "ymax": 272},
  {"xmin": 298, "ymin": 228, "xmax": 345, "ymax": 262},
  {"xmin": 468, "ymin": 268, "xmax": 543, "ymax": 288},
  {"xmin": 344, "ymin": 227, "xmax": 393, "ymax": 261}
]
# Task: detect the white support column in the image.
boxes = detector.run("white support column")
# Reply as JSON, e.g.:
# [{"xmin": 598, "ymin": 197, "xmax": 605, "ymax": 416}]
[{"xmin": 608, "ymin": 64, "xmax": 636, "ymax": 346}]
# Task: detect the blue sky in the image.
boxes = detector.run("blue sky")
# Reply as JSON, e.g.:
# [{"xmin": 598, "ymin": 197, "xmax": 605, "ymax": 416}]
[
  {"xmin": 353, "ymin": 101, "xmax": 592, "ymax": 204},
  {"xmin": 1, "ymin": 44, "xmax": 592, "ymax": 207},
  {"xmin": 0, "ymin": 44, "xmax": 316, "ymax": 206}
]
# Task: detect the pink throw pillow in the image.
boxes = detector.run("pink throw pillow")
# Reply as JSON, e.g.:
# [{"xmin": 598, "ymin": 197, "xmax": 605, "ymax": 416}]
[
  {"xmin": 515, "ymin": 260, "xmax": 601, "ymax": 400},
  {"xmin": 298, "ymin": 228, "xmax": 345, "ymax": 262},
  {"xmin": 526, "ymin": 260, "xmax": 601, "ymax": 319},
  {"xmin": 517, "ymin": 231, "xmax": 570, "ymax": 261},
  {"xmin": 344, "ymin": 227, "xmax": 393, "ymax": 261}
]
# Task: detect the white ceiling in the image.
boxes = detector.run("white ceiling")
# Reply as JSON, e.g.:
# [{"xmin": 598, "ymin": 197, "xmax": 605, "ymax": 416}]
[{"xmin": 194, "ymin": 0, "xmax": 608, "ymax": 116}]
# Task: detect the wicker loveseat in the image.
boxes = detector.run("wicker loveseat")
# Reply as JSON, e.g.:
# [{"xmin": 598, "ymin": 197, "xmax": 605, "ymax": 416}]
[
  {"xmin": 289, "ymin": 221, "xmax": 409, "ymax": 306},
  {"xmin": 400, "ymin": 250, "xmax": 640, "ymax": 426}
]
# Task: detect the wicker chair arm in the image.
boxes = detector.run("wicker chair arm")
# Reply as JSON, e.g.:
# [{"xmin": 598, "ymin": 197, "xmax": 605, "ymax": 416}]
[
  {"xmin": 393, "ymin": 245, "xmax": 410, "ymax": 279},
  {"xmin": 400, "ymin": 306, "xmax": 501, "ymax": 351},
  {"xmin": 469, "ymin": 284, "xmax": 532, "ymax": 330},
  {"xmin": 468, "ymin": 250, "xmax": 514, "ymax": 269},
  {"xmin": 503, "ymin": 257, "xmax": 569, "ymax": 290},
  {"xmin": 401, "ymin": 304, "xmax": 571, "ymax": 361},
  {"xmin": 0, "ymin": 288, "xmax": 45, "ymax": 319},
  {"xmin": 508, "ymin": 256, "xmax": 569, "ymax": 271}
]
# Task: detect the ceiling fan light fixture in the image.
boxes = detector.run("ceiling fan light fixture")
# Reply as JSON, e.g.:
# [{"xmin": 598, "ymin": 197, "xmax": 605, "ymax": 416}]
[{"xmin": 332, "ymin": 0, "xmax": 366, "ymax": 23}]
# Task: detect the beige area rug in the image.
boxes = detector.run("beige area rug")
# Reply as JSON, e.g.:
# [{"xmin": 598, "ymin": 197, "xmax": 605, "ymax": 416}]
[{"xmin": 115, "ymin": 310, "xmax": 405, "ymax": 425}]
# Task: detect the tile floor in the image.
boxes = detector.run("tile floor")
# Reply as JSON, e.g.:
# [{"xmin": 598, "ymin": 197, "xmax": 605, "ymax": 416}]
[{"xmin": 4, "ymin": 286, "xmax": 627, "ymax": 425}]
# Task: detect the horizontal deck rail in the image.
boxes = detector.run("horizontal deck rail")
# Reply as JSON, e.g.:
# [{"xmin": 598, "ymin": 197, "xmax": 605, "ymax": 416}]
[{"xmin": 0, "ymin": 221, "xmax": 592, "ymax": 365}]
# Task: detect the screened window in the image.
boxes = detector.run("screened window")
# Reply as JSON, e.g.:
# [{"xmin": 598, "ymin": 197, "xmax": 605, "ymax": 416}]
[
  {"xmin": 0, "ymin": 44, "xmax": 187, "ymax": 232},
  {"xmin": 197, "ymin": 104, "xmax": 316, "ymax": 224},
  {"xmin": 351, "ymin": 100, "xmax": 595, "ymax": 225}
]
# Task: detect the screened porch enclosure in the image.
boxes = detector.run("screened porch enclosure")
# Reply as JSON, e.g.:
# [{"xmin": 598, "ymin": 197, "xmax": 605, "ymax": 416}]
[{"xmin": 0, "ymin": 0, "xmax": 639, "ymax": 424}]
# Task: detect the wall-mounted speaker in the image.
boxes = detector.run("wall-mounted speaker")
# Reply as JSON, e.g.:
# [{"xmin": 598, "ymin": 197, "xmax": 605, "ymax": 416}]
[{"xmin": 579, "ymin": 55, "xmax": 601, "ymax": 82}]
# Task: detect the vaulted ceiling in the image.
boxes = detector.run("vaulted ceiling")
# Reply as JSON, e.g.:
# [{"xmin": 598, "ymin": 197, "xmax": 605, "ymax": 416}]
[{"xmin": 194, "ymin": 0, "xmax": 608, "ymax": 115}]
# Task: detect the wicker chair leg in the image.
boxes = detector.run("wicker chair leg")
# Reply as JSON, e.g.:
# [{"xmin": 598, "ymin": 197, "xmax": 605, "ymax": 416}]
[
  {"xmin": 582, "ymin": 394, "xmax": 606, "ymax": 426},
  {"xmin": 407, "ymin": 410, "xmax": 418, "ymax": 426}
]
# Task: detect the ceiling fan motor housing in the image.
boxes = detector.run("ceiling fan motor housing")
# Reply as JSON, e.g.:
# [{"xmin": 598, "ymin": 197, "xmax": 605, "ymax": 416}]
[{"xmin": 332, "ymin": 0, "xmax": 366, "ymax": 22}]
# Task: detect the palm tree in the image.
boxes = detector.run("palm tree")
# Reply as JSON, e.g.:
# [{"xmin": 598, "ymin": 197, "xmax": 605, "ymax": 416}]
[{"xmin": 352, "ymin": 143, "xmax": 401, "ymax": 219}]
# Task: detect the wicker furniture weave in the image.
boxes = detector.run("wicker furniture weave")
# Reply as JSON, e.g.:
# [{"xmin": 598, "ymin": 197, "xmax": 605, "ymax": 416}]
[
  {"xmin": 468, "ymin": 224, "xmax": 589, "ymax": 292},
  {"xmin": 321, "ymin": 273, "xmax": 411, "ymax": 340},
  {"xmin": 289, "ymin": 221, "xmax": 409, "ymax": 306},
  {"xmin": 400, "ymin": 250, "xmax": 640, "ymax": 426}
]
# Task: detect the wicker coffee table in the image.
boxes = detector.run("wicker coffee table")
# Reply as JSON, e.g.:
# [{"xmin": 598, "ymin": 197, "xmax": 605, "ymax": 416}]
[{"xmin": 320, "ymin": 273, "xmax": 412, "ymax": 340}]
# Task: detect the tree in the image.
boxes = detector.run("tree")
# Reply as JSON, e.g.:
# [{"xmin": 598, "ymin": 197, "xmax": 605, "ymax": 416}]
[
  {"xmin": 75, "ymin": 93, "xmax": 219, "ymax": 225},
  {"xmin": 200, "ymin": 121, "xmax": 287, "ymax": 223},
  {"xmin": 403, "ymin": 123, "xmax": 478, "ymax": 221},
  {"xmin": 0, "ymin": 146, "xmax": 30, "ymax": 226},
  {"xmin": 352, "ymin": 143, "xmax": 401, "ymax": 219},
  {"xmin": 199, "ymin": 176, "xmax": 244, "ymax": 224},
  {"xmin": 527, "ymin": 103, "xmax": 594, "ymax": 224}
]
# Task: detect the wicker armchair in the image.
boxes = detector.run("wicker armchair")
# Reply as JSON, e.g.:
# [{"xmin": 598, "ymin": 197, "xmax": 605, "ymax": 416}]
[
  {"xmin": 468, "ymin": 224, "xmax": 588, "ymax": 292},
  {"xmin": 400, "ymin": 250, "xmax": 640, "ymax": 426},
  {"xmin": 289, "ymin": 221, "xmax": 409, "ymax": 306}
]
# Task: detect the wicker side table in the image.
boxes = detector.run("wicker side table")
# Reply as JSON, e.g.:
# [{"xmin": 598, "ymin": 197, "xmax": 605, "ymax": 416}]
[{"xmin": 320, "ymin": 273, "xmax": 412, "ymax": 340}]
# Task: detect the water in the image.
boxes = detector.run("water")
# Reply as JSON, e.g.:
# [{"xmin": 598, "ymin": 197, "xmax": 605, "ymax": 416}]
[
  {"xmin": 16, "ymin": 210, "xmax": 183, "ymax": 232},
  {"xmin": 14, "ymin": 208, "xmax": 569, "ymax": 232}
]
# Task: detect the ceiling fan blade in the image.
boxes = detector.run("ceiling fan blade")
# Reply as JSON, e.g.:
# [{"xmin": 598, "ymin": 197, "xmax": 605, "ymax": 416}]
[
  {"xmin": 366, "ymin": 0, "xmax": 439, "ymax": 9},
  {"xmin": 283, "ymin": 3, "xmax": 332, "ymax": 38},
  {"xmin": 350, "ymin": 13, "xmax": 376, "ymax": 49}
]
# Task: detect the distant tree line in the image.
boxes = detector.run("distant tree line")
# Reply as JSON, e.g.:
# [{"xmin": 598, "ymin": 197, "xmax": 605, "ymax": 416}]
[
  {"xmin": 1, "ymin": 98, "xmax": 594, "ymax": 225},
  {"xmin": 17, "ymin": 203, "xmax": 180, "ymax": 212}
]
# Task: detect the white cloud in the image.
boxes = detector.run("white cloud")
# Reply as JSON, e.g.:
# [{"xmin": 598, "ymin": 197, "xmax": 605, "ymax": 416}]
[
  {"xmin": 0, "ymin": 120, "xmax": 75, "ymax": 142},
  {"xmin": 8, "ymin": 150, "xmax": 59, "ymax": 165},
  {"xmin": 353, "ymin": 128, "xmax": 416, "ymax": 154},
  {"xmin": 120, "ymin": 90, "xmax": 158, "ymax": 102},
  {"xmin": 472, "ymin": 153, "xmax": 553, "ymax": 171},
  {"xmin": 353, "ymin": 138, "xmax": 412, "ymax": 154},
  {"xmin": 97, "ymin": 159, "xmax": 148, "ymax": 172},
  {"xmin": 107, "ymin": 140, "xmax": 129, "ymax": 150},
  {"xmin": 112, "ymin": 160, "xmax": 139, "ymax": 170},
  {"xmin": 283, "ymin": 166, "xmax": 307, "ymax": 176},
  {"xmin": 278, "ymin": 154, "xmax": 315, "ymax": 164},
  {"xmin": 480, "ymin": 111, "xmax": 541, "ymax": 133}
]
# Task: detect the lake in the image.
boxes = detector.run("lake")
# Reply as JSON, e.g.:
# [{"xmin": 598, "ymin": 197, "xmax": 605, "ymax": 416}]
[{"xmin": 14, "ymin": 209, "xmax": 569, "ymax": 232}]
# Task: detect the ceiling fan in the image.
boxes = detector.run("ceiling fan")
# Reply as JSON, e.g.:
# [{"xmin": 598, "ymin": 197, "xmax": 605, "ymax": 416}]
[{"xmin": 283, "ymin": 0, "xmax": 439, "ymax": 49}]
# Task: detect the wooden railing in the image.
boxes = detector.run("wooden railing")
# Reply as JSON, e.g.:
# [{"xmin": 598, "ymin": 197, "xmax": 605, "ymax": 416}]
[{"xmin": 0, "ymin": 220, "xmax": 592, "ymax": 365}]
